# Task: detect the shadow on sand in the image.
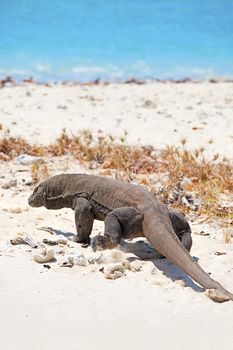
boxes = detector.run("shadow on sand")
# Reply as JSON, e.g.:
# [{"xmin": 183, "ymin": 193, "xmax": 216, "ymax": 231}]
[
  {"xmin": 38, "ymin": 227, "xmax": 203, "ymax": 293},
  {"xmin": 120, "ymin": 239, "xmax": 203, "ymax": 293}
]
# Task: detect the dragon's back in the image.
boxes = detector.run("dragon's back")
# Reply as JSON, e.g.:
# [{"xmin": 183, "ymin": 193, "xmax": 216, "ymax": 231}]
[{"xmin": 54, "ymin": 173, "xmax": 152, "ymax": 209}]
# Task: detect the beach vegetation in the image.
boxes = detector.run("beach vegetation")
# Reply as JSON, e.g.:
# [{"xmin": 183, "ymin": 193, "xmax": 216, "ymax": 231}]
[{"xmin": 0, "ymin": 126, "xmax": 232, "ymax": 222}]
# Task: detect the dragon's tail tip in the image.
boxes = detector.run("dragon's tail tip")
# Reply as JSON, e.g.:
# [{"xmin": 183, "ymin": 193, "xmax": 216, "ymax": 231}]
[{"xmin": 205, "ymin": 288, "xmax": 233, "ymax": 303}]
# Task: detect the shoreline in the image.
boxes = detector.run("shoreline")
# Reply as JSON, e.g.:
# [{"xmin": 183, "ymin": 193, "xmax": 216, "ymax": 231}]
[{"xmin": 1, "ymin": 75, "xmax": 233, "ymax": 87}]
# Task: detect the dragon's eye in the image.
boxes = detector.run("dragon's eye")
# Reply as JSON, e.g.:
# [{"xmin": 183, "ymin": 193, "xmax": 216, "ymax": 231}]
[
  {"xmin": 33, "ymin": 186, "xmax": 39, "ymax": 193},
  {"xmin": 34, "ymin": 185, "xmax": 44, "ymax": 194}
]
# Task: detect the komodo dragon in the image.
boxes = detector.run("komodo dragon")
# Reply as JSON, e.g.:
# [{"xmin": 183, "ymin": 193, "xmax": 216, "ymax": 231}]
[{"xmin": 28, "ymin": 173, "xmax": 233, "ymax": 301}]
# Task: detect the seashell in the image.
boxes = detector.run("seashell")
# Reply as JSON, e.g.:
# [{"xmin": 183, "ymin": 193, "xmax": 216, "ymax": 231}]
[
  {"xmin": 205, "ymin": 289, "xmax": 230, "ymax": 302},
  {"xmin": 10, "ymin": 233, "xmax": 38, "ymax": 248},
  {"xmin": 33, "ymin": 249, "xmax": 55, "ymax": 263},
  {"xmin": 23, "ymin": 235, "xmax": 38, "ymax": 248}
]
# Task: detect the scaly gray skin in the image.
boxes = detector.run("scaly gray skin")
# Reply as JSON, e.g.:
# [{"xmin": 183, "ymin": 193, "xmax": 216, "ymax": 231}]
[
  {"xmin": 28, "ymin": 174, "xmax": 192, "ymax": 252},
  {"xmin": 28, "ymin": 173, "xmax": 233, "ymax": 301}
]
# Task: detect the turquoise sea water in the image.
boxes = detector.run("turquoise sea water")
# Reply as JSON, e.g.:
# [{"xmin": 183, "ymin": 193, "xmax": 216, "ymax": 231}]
[{"xmin": 0, "ymin": 0, "xmax": 233, "ymax": 81}]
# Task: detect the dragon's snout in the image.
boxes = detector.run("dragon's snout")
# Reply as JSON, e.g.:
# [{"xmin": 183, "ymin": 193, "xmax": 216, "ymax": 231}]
[
  {"xmin": 28, "ymin": 193, "xmax": 41, "ymax": 207},
  {"xmin": 28, "ymin": 194, "xmax": 35, "ymax": 206},
  {"xmin": 28, "ymin": 185, "xmax": 45, "ymax": 207}
]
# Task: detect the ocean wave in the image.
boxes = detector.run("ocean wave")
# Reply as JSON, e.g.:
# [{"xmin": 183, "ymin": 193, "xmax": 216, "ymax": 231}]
[
  {"xmin": 0, "ymin": 62, "xmax": 232, "ymax": 82},
  {"xmin": 35, "ymin": 63, "xmax": 52, "ymax": 73},
  {"xmin": 72, "ymin": 66, "xmax": 107, "ymax": 74},
  {"xmin": 0, "ymin": 68, "xmax": 31, "ymax": 77}
]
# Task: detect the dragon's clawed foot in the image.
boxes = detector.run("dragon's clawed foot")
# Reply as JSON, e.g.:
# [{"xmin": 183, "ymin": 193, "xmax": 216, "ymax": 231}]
[{"xmin": 73, "ymin": 234, "xmax": 90, "ymax": 247}]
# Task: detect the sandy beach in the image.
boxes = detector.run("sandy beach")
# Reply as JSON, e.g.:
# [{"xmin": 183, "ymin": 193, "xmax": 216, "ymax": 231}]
[
  {"xmin": 1, "ymin": 80, "xmax": 233, "ymax": 157},
  {"xmin": 0, "ymin": 81, "xmax": 233, "ymax": 350}
]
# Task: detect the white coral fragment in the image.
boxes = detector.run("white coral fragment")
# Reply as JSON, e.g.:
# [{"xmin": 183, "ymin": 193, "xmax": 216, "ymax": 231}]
[
  {"xmin": 104, "ymin": 262, "xmax": 125, "ymax": 280},
  {"xmin": 33, "ymin": 248, "xmax": 55, "ymax": 263},
  {"xmin": 73, "ymin": 254, "xmax": 88, "ymax": 267},
  {"xmin": 129, "ymin": 260, "xmax": 142, "ymax": 272}
]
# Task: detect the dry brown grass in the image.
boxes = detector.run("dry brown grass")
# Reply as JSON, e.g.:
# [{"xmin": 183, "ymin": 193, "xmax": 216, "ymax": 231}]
[
  {"xmin": 0, "ymin": 128, "xmax": 45, "ymax": 160},
  {"xmin": 31, "ymin": 160, "xmax": 49, "ymax": 184},
  {"xmin": 157, "ymin": 144, "xmax": 233, "ymax": 211},
  {"xmin": 1, "ymin": 127, "xmax": 232, "ymax": 221}
]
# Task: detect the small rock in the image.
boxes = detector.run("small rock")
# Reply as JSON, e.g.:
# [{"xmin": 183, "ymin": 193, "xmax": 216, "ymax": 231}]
[
  {"xmin": 181, "ymin": 196, "xmax": 190, "ymax": 207},
  {"xmin": 214, "ymin": 251, "xmax": 226, "ymax": 256},
  {"xmin": 191, "ymin": 197, "xmax": 203, "ymax": 207},
  {"xmin": 15, "ymin": 154, "xmax": 43, "ymax": 165},
  {"xmin": 43, "ymin": 264, "xmax": 51, "ymax": 269},
  {"xmin": 193, "ymin": 231, "xmax": 210, "ymax": 236},
  {"xmin": 180, "ymin": 177, "xmax": 192, "ymax": 188},
  {"xmin": 2, "ymin": 179, "xmax": 17, "ymax": 189},
  {"xmin": 88, "ymin": 160, "xmax": 99, "ymax": 170},
  {"xmin": 88, "ymin": 257, "xmax": 95, "ymax": 264},
  {"xmin": 42, "ymin": 235, "xmax": 68, "ymax": 246},
  {"xmin": 24, "ymin": 179, "xmax": 33, "ymax": 186},
  {"xmin": 60, "ymin": 256, "xmax": 73, "ymax": 267}
]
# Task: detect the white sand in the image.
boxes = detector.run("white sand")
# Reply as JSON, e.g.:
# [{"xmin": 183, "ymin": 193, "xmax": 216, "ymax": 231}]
[
  {"xmin": 1, "ymin": 81, "xmax": 233, "ymax": 157},
  {"xmin": 0, "ymin": 82, "xmax": 233, "ymax": 350}
]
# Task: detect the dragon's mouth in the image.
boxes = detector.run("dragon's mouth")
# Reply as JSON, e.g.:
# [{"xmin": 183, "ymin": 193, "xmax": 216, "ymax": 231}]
[{"xmin": 28, "ymin": 193, "xmax": 44, "ymax": 207}]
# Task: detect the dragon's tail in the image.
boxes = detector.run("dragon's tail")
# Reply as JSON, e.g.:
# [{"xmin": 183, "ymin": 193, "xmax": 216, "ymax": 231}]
[{"xmin": 143, "ymin": 209, "xmax": 233, "ymax": 301}]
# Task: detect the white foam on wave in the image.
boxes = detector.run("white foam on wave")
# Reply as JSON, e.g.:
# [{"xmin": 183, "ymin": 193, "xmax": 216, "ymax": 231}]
[
  {"xmin": 0, "ymin": 61, "xmax": 230, "ymax": 82},
  {"xmin": 72, "ymin": 66, "xmax": 107, "ymax": 74},
  {"xmin": 34, "ymin": 63, "xmax": 52, "ymax": 73},
  {"xmin": 0, "ymin": 67, "xmax": 31, "ymax": 77}
]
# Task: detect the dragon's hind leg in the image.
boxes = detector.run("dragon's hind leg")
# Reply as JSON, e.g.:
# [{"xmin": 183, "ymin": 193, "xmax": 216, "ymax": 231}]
[{"xmin": 91, "ymin": 207, "xmax": 143, "ymax": 251}]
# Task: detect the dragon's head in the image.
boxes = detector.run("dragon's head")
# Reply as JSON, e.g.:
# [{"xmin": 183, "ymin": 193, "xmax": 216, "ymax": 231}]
[{"xmin": 28, "ymin": 183, "xmax": 47, "ymax": 207}]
